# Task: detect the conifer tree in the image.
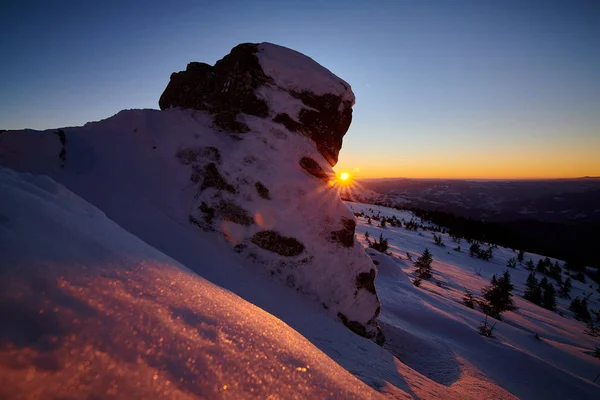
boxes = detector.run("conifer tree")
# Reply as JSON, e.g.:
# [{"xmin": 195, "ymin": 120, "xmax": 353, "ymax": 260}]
[
  {"xmin": 525, "ymin": 259, "xmax": 535, "ymax": 271},
  {"xmin": 536, "ymin": 259, "xmax": 548, "ymax": 274},
  {"xmin": 524, "ymin": 272, "xmax": 542, "ymax": 305},
  {"xmin": 506, "ymin": 257, "xmax": 517, "ymax": 268},
  {"xmin": 469, "ymin": 243, "xmax": 481, "ymax": 258},
  {"xmin": 517, "ymin": 249, "xmax": 525, "ymax": 264},
  {"xmin": 414, "ymin": 248, "xmax": 433, "ymax": 280},
  {"xmin": 480, "ymin": 270, "xmax": 517, "ymax": 320},
  {"xmin": 569, "ymin": 297, "xmax": 591, "ymax": 322},
  {"xmin": 542, "ymin": 283, "xmax": 557, "ymax": 311},
  {"xmin": 558, "ymin": 277, "xmax": 572, "ymax": 298},
  {"xmin": 462, "ymin": 289, "xmax": 475, "ymax": 309}
]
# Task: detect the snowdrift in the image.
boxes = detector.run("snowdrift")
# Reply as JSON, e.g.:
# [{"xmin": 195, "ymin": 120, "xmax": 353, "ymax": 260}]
[{"xmin": 0, "ymin": 167, "xmax": 381, "ymax": 399}]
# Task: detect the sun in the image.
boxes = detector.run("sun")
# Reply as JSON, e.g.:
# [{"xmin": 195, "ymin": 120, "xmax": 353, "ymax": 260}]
[{"xmin": 330, "ymin": 171, "xmax": 354, "ymax": 187}]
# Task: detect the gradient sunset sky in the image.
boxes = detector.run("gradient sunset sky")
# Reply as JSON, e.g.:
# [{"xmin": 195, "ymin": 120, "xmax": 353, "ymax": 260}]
[{"xmin": 2, "ymin": 0, "xmax": 599, "ymax": 179}]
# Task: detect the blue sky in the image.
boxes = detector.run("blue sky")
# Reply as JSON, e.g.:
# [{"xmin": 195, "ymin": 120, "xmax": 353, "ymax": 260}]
[{"xmin": 1, "ymin": 0, "xmax": 599, "ymax": 178}]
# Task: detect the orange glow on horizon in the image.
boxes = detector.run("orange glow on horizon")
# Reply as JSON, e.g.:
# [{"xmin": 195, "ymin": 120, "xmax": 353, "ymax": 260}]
[
  {"xmin": 333, "ymin": 133, "xmax": 600, "ymax": 180},
  {"xmin": 334, "ymin": 152, "xmax": 600, "ymax": 180}
]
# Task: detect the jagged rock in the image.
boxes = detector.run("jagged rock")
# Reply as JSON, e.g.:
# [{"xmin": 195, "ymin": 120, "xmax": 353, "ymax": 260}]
[
  {"xmin": 160, "ymin": 42, "xmax": 354, "ymax": 166},
  {"xmin": 331, "ymin": 217, "xmax": 356, "ymax": 247},
  {"xmin": 159, "ymin": 43, "xmax": 271, "ymax": 132},
  {"xmin": 200, "ymin": 163, "xmax": 236, "ymax": 193},
  {"xmin": 0, "ymin": 43, "xmax": 383, "ymax": 344},
  {"xmin": 355, "ymin": 269, "xmax": 377, "ymax": 294},
  {"xmin": 216, "ymin": 200, "xmax": 253, "ymax": 226},
  {"xmin": 255, "ymin": 181, "xmax": 270, "ymax": 199},
  {"xmin": 299, "ymin": 156, "xmax": 330, "ymax": 183},
  {"xmin": 251, "ymin": 230, "xmax": 305, "ymax": 256}
]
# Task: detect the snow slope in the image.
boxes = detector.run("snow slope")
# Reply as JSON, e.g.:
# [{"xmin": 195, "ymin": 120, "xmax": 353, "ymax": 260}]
[
  {"xmin": 1, "ymin": 109, "xmax": 599, "ymax": 398},
  {"xmin": 0, "ymin": 107, "xmax": 381, "ymax": 339},
  {"xmin": 348, "ymin": 201, "xmax": 600, "ymax": 399},
  {"xmin": 3, "ymin": 158, "xmax": 597, "ymax": 398},
  {"xmin": 0, "ymin": 167, "xmax": 383, "ymax": 399}
]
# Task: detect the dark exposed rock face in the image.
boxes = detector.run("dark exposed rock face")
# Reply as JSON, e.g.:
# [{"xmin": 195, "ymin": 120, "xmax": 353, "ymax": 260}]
[
  {"xmin": 299, "ymin": 157, "xmax": 329, "ymax": 182},
  {"xmin": 331, "ymin": 217, "xmax": 356, "ymax": 247},
  {"xmin": 200, "ymin": 163, "xmax": 236, "ymax": 193},
  {"xmin": 159, "ymin": 43, "xmax": 353, "ymax": 166},
  {"xmin": 216, "ymin": 200, "xmax": 253, "ymax": 226},
  {"xmin": 276, "ymin": 93, "xmax": 352, "ymax": 166},
  {"xmin": 337, "ymin": 312, "xmax": 385, "ymax": 346},
  {"xmin": 254, "ymin": 181, "xmax": 270, "ymax": 199},
  {"xmin": 159, "ymin": 43, "xmax": 270, "ymax": 133},
  {"xmin": 355, "ymin": 269, "xmax": 377, "ymax": 294},
  {"xmin": 251, "ymin": 230, "xmax": 305, "ymax": 257}
]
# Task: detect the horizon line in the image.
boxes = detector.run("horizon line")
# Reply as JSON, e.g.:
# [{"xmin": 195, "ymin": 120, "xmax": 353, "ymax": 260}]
[{"xmin": 355, "ymin": 176, "xmax": 600, "ymax": 181}]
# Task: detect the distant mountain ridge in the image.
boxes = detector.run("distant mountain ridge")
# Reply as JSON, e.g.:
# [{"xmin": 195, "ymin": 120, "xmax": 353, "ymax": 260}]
[{"xmin": 348, "ymin": 177, "xmax": 600, "ymax": 268}]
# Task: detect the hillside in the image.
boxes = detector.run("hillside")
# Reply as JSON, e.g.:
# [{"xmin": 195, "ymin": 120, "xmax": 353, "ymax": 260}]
[
  {"xmin": 348, "ymin": 201, "xmax": 600, "ymax": 398},
  {"xmin": 0, "ymin": 167, "xmax": 381, "ymax": 399},
  {"xmin": 1, "ymin": 41, "xmax": 599, "ymax": 399}
]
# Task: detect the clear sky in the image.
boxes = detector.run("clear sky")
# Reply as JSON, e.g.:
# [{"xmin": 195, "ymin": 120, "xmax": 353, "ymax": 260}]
[{"xmin": 2, "ymin": 0, "xmax": 599, "ymax": 179}]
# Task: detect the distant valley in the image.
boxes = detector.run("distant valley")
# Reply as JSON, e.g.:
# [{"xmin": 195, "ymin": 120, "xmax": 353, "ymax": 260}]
[
  {"xmin": 356, "ymin": 177, "xmax": 600, "ymax": 223},
  {"xmin": 345, "ymin": 177, "xmax": 600, "ymax": 269}
]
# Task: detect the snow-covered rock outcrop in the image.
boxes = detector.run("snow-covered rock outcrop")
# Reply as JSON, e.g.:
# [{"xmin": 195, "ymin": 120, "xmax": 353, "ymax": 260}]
[
  {"xmin": 0, "ymin": 43, "xmax": 384, "ymax": 343},
  {"xmin": 0, "ymin": 167, "xmax": 381, "ymax": 399},
  {"xmin": 159, "ymin": 42, "xmax": 354, "ymax": 166}
]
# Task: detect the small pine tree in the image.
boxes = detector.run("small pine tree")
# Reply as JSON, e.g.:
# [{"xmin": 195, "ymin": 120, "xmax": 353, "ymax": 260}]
[
  {"xmin": 414, "ymin": 248, "xmax": 433, "ymax": 280},
  {"xmin": 367, "ymin": 216, "xmax": 371, "ymax": 225},
  {"xmin": 585, "ymin": 321, "xmax": 600, "ymax": 337},
  {"xmin": 462, "ymin": 290, "xmax": 475, "ymax": 309},
  {"xmin": 569, "ymin": 297, "xmax": 591, "ymax": 322},
  {"xmin": 548, "ymin": 261, "xmax": 562, "ymax": 280},
  {"xmin": 478, "ymin": 316, "xmax": 496, "ymax": 338},
  {"xmin": 469, "ymin": 243, "xmax": 481, "ymax": 258},
  {"xmin": 558, "ymin": 277, "xmax": 572, "ymax": 298},
  {"xmin": 536, "ymin": 259, "xmax": 548, "ymax": 274},
  {"xmin": 433, "ymin": 233, "xmax": 444, "ymax": 247},
  {"xmin": 481, "ymin": 247, "xmax": 494, "ymax": 261},
  {"xmin": 525, "ymin": 259, "xmax": 535, "ymax": 270},
  {"xmin": 540, "ymin": 277, "xmax": 550, "ymax": 290},
  {"xmin": 524, "ymin": 272, "xmax": 542, "ymax": 305},
  {"xmin": 506, "ymin": 258, "xmax": 517, "ymax": 268},
  {"xmin": 480, "ymin": 270, "xmax": 517, "ymax": 320},
  {"xmin": 542, "ymin": 283, "xmax": 557, "ymax": 311},
  {"xmin": 517, "ymin": 249, "xmax": 525, "ymax": 264},
  {"xmin": 369, "ymin": 233, "xmax": 389, "ymax": 253},
  {"xmin": 380, "ymin": 218, "xmax": 386, "ymax": 228}
]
